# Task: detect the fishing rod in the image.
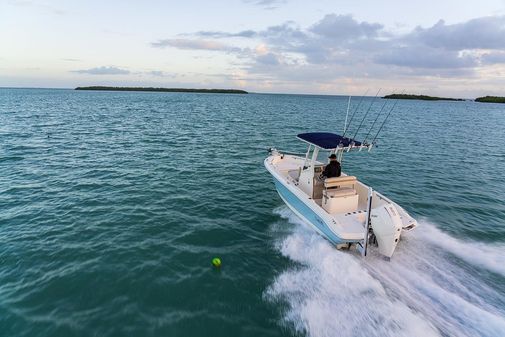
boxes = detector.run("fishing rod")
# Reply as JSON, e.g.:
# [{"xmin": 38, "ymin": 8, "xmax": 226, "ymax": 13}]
[
  {"xmin": 342, "ymin": 88, "xmax": 369, "ymax": 138},
  {"xmin": 352, "ymin": 88, "xmax": 381, "ymax": 140},
  {"xmin": 371, "ymin": 90, "xmax": 405, "ymax": 145},
  {"xmin": 362, "ymin": 91, "xmax": 393, "ymax": 144},
  {"xmin": 342, "ymin": 96, "xmax": 351, "ymax": 134}
]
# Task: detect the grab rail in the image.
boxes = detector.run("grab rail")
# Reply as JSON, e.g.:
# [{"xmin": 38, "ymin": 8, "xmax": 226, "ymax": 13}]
[{"xmin": 268, "ymin": 148, "xmax": 306, "ymax": 157}]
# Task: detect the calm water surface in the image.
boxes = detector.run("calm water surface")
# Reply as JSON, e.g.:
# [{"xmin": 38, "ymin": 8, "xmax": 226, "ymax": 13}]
[{"xmin": 1, "ymin": 88, "xmax": 504, "ymax": 337}]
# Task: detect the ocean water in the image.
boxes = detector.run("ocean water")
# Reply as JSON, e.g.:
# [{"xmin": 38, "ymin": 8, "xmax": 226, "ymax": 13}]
[{"xmin": 0, "ymin": 88, "xmax": 504, "ymax": 337}]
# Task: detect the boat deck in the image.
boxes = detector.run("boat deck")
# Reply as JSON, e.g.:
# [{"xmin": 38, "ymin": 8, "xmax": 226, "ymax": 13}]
[
  {"xmin": 270, "ymin": 155, "xmax": 372, "ymax": 240},
  {"xmin": 311, "ymin": 197, "xmax": 366, "ymax": 238}
]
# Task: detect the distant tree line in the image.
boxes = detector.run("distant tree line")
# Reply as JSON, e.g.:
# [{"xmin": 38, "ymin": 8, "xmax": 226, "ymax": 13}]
[
  {"xmin": 475, "ymin": 96, "xmax": 505, "ymax": 103},
  {"xmin": 383, "ymin": 94, "xmax": 464, "ymax": 101},
  {"xmin": 384, "ymin": 93, "xmax": 505, "ymax": 104},
  {"xmin": 75, "ymin": 86, "xmax": 248, "ymax": 94}
]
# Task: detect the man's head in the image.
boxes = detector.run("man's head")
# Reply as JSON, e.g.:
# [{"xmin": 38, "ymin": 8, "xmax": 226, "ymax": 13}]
[{"xmin": 329, "ymin": 154, "xmax": 337, "ymax": 161}]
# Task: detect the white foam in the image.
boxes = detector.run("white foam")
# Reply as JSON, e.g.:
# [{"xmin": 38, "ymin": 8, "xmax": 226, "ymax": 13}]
[
  {"xmin": 414, "ymin": 218, "xmax": 505, "ymax": 277},
  {"xmin": 266, "ymin": 207, "xmax": 505, "ymax": 337}
]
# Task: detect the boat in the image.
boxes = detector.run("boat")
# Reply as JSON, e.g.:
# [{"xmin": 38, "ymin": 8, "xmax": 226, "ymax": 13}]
[{"xmin": 264, "ymin": 132, "xmax": 418, "ymax": 258}]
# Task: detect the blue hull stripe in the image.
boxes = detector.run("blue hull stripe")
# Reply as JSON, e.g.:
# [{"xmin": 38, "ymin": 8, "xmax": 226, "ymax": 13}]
[{"xmin": 273, "ymin": 178, "xmax": 344, "ymax": 244}]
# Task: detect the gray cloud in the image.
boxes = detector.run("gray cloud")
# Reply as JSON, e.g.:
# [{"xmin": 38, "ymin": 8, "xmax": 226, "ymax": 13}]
[
  {"xmin": 261, "ymin": 22, "xmax": 307, "ymax": 46},
  {"xmin": 152, "ymin": 14, "xmax": 505, "ymax": 89},
  {"xmin": 481, "ymin": 51, "xmax": 505, "ymax": 64},
  {"xmin": 375, "ymin": 45, "xmax": 478, "ymax": 69},
  {"xmin": 246, "ymin": 19, "xmax": 492, "ymax": 83},
  {"xmin": 146, "ymin": 70, "xmax": 175, "ymax": 77},
  {"xmin": 256, "ymin": 53, "xmax": 280, "ymax": 65},
  {"xmin": 369, "ymin": 16, "xmax": 505, "ymax": 70},
  {"xmin": 71, "ymin": 66, "xmax": 130, "ymax": 75},
  {"xmin": 255, "ymin": 15, "xmax": 505, "ymax": 72},
  {"xmin": 243, "ymin": 0, "xmax": 287, "ymax": 9},
  {"xmin": 148, "ymin": 70, "xmax": 165, "ymax": 77},
  {"xmin": 151, "ymin": 38, "xmax": 241, "ymax": 52},
  {"xmin": 310, "ymin": 14, "xmax": 383, "ymax": 40},
  {"xmin": 193, "ymin": 22, "xmax": 306, "ymax": 45},
  {"xmin": 407, "ymin": 16, "xmax": 505, "ymax": 51},
  {"xmin": 195, "ymin": 30, "xmax": 257, "ymax": 38}
]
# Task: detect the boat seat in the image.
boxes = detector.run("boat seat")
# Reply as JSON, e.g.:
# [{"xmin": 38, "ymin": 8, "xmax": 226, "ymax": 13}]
[
  {"xmin": 322, "ymin": 189, "xmax": 359, "ymax": 214},
  {"xmin": 324, "ymin": 187, "xmax": 356, "ymax": 198},
  {"xmin": 324, "ymin": 176, "xmax": 357, "ymax": 189}
]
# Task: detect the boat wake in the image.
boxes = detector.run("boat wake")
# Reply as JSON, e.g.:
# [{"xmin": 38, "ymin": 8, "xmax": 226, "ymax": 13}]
[{"xmin": 265, "ymin": 207, "xmax": 505, "ymax": 337}]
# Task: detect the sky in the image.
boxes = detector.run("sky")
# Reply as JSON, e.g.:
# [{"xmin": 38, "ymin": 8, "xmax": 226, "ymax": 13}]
[{"xmin": 1, "ymin": 0, "xmax": 505, "ymax": 97}]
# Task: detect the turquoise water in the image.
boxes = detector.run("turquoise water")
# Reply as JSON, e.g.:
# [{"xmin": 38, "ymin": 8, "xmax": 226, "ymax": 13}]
[{"xmin": 1, "ymin": 88, "xmax": 504, "ymax": 337}]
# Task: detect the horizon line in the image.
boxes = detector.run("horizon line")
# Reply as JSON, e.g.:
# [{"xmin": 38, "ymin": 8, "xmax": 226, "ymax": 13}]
[{"xmin": 0, "ymin": 86, "xmax": 481, "ymax": 100}]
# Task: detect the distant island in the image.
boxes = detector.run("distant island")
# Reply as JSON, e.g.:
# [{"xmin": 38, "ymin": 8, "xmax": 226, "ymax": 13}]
[
  {"xmin": 75, "ymin": 86, "xmax": 248, "ymax": 94},
  {"xmin": 475, "ymin": 96, "xmax": 505, "ymax": 103},
  {"xmin": 383, "ymin": 94, "xmax": 464, "ymax": 101}
]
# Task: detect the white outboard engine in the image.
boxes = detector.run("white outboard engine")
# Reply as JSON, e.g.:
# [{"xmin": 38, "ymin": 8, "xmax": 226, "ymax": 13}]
[{"xmin": 370, "ymin": 205, "xmax": 403, "ymax": 258}]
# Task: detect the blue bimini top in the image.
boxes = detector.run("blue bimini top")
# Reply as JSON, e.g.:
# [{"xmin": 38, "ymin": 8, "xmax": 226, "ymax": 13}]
[{"xmin": 296, "ymin": 132, "xmax": 361, "ymax": 149}]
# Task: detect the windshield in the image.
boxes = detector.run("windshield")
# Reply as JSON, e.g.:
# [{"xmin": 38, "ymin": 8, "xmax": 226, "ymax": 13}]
[{"xmin": 316, "ymin": 149, "xmax": 331, "ymax": 164}]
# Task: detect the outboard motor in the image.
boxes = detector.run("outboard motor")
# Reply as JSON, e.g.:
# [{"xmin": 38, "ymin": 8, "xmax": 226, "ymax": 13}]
[{"xmin": 370, "ymin": 205, "xmax": 403, "ymax": 258}]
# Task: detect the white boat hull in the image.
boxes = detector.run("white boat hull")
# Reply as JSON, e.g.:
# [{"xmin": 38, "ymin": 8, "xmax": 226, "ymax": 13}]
[
  {"xmin": 265, "ymin": 153, "xmax": 418, "ymax": 257},
  {"xmin": 269, "ymin": 163, "xmax": 350, "ymax": 244}
]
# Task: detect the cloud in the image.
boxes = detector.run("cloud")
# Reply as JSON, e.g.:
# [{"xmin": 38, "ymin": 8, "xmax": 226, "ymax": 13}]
[
  {"xmin": 194, "ymin": 22, "xmax": 307, "ymax": 54},
  {"xmin": 148, "ymin": 13, "xmax": 505, "ymax": 94},
  {"xmin": 146, "ymin": 70, "xmax": 174, "ymax": 77},
  {"xmin": 368, "ymin": 16, "xmax": 505, "ymax": 69},
  {"xmin": 251, "ymin": 15, "xmax": 505, "ymax": 72},
  {"xmin": 195, "ymin": 30, "xmax": 257, "ymax": 38},
  {"xmin": 151, "ymin": 38, "xmax": 241, "ymax": 52},
  {"xmin": 256, "ymin": 52, "xmax": 280, "ymax": 65},
  {"xmin": 148, "ymin": 70, "xmax": 165, "ymax": 77},
  {"xmin": 261, "ymin": 22, "xmax": 308, "ymax": 45},
  {"xmin": 375, "ymin": 46, "xmax": 478, "ymax": 69},
  {"xmin": 243, "ymin": 0, "xmax": 287, "ymax": 9},
  {"xmin": 407, "ymin": 16, "xmax": 505, "ymax": 51},
  {"xmin": 71, "ymin": 66, "xmax": 130, "ymax": 75},
  {"xmin": 310, "ymin": 14, "xmax": 383, "ymax": 40},
  {"xmin": 247, "ymin": 15, "xmax": 505, "ymax": 85},
  {"xmin": 189, "ymin": 21, "xmax": 307, "ymax": 45},
  {"xmin": 481, "ymin": 51, "xmax": 505, "ymax": 64}
]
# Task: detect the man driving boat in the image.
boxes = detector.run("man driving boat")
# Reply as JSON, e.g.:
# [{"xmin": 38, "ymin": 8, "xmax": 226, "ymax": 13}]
[{"xmin": 321, "ymin": 154, "xmax": 341, "ymax": 178}]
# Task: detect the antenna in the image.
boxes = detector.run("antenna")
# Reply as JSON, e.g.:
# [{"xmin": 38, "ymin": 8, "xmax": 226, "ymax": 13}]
[
  {"xmin": 371, "ymin": 90, "xmax": 404, "ymax": 145},
  {"xmin": 352, "ymin": 88, "xmax": 381, "ymax": 140},
  {"xmin": 342, "ymin": 88, "xmax": 369, "ymax": 138},
  {"xmin": 343, "ymin": 96, "xmax": 351, "ymax": 134}
]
